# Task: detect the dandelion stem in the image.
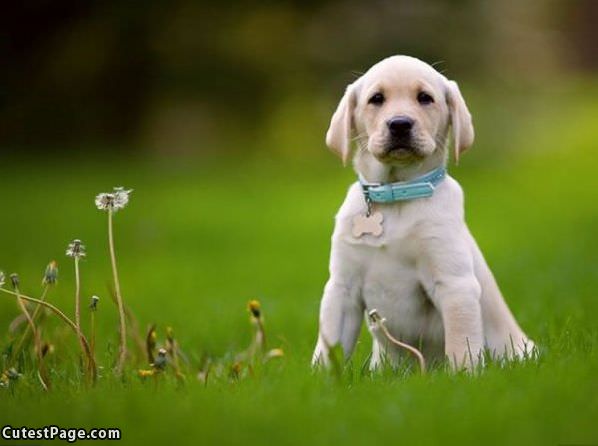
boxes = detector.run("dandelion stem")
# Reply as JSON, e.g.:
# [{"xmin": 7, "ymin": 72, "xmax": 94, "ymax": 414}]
[
  {"xmin": 256, "ymin": 318, "xmax": 266, "ymax": 352},
  {"xmin": 108, "ymin": 208, "xmax": 127, "ymax": 375},
  {"xmin": 247, "ymin": 300, "xmax": 266, "ymax": 359},
  {"xmin": 378, "ymin": 321, "xmax": 426, "ymax": 374},
  {"xmin": 11, "ymin": 285, "xmax": 49, "ymax": 360},
  {"xmin": 12, "ymin": 284, "xmax": 50, "ymax": 390},
  {"xmin": 30, "ymin": 285, "xmax": 49, "ymax": 324},
  {"xmin": 369, "ymin": 309, "xmax": 426, "ymax": 374},
  {"xmin": 107, "ymin": 286, "xmax": 145, "ymax": 362},
  {"xmin": 90, "ymin": 311, "xmax": 96, "ymax": 359},
  {"xmin": 72, "ymin": 256, "xmax": 89, "ymax": 373},
  {"xmin": 0, "ymin": 287, "xmax": 97, "ymax": 383},
  {"xmin": 74, "ymin": 257, "xmax": 81, "ymax": 331}
]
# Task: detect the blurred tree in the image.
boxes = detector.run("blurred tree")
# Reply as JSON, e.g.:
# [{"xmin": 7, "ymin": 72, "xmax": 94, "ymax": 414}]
[
  {"xmin": 0, "ymin": 0, "xmax": 595, "ymax": 154},
  {"xmin": 1, "ymin": 2, "xmax": 159, "ymax": 148}
]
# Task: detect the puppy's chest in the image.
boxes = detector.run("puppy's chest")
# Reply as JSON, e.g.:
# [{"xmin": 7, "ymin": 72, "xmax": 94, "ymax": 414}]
[
  {"xmin": 339, "ymin": 207, "xmax": 438, "ymax": 341},
  {"xmin": 335, "ymin": 208, "xmax": 422, "ymax": 294},
  {"xmin": 341, "ymin": 204, "xmax": 419, "ymax": 252}
]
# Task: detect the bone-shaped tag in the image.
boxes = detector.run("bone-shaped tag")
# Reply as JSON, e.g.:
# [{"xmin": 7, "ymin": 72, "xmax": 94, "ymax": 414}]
[{"xmin": 352, "ymin": 212, "xmax": 384, "ymax": 238}]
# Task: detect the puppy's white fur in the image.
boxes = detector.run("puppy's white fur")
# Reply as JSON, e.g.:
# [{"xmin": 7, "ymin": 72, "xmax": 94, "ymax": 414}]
[{"xmin": 313, "ymin": 56, "xmax": 534, "ymax": 370}]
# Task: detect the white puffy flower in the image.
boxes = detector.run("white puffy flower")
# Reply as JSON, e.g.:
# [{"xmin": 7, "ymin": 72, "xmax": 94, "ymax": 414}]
[
  {"xmin": 113, "ymin": 187, "xmax": 132, "ymax": 209},
  {"xmin": 66, "ymin": 239, "xmax": 86, "ymax": 258},
  {"xmin": 95, "ymin": 193, "xmax": 114, "ymax": 210},
  {"xmin": 95, "ymin": 187, "xmax": 132, "ymax": 212}
]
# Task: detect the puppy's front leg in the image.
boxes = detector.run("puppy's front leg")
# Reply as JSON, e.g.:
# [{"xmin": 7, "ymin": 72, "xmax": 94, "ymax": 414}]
[
  {"xmin": 434, "ymin": 278, "xmax": 484, "ymax": 371},
  {"xmin": 312, "ymin": 279, "xmax": 363, "ymax": 366}
]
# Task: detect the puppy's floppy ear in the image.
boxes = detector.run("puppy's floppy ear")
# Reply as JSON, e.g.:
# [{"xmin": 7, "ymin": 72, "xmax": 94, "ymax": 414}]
[
  {"xmin": 326, "ymin": 82, "xmax": 359, "ymax": 165},
  {"xmin": 446, "ymin": 80, "xmax": 474, "ymax": 164}
]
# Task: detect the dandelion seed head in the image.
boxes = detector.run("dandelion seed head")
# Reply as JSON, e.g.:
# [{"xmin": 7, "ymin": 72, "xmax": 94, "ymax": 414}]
[
  {"xmin": 9, "ymin": 273, "xmax": 19, "ymax": 289},
  {"xmin": 247, "ymin": 300, "xmax": 261, "ymax": 319},
  {"xmin": 95, "ymin": 187, "xmax": 132, "ymax": 212},
  {"xmin": 368, "ymin": 309, "xmax": 383, "ymax": 324},
  {"xmin": 113, "ymin": 187, "xmax": 132, "ymax": 209},
  {"xmin": 1, "ymin": 368, "xmax": 20, "ymax": 386},
  {"xmin": 66, "ymin": 239, "xmax": 86, "ymax": 258},
  {"xmin": 89, "ymin": 295, "xmax": 100, "ymax": 311},
  {"xmin": 95, "ymin": 193, "xmax": 114, "ymax": 211},
  {"xmin": 152, "ymin": 348, "xmax": 168, "ymax": 370},
  {"xmin": 42, "ymin": 260, "xmax": 59, "ymax": 285}
]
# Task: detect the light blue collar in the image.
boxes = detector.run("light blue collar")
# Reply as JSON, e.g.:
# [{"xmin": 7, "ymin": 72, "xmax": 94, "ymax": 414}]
[{"xmin": 359, "ymin": 166, "xmax": 446, "ymax": 204}]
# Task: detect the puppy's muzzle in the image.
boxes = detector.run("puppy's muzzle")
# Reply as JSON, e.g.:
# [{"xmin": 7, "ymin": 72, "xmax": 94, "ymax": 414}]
[{"xmin": 386, "ymin": 116, "xmax": 416, "ymax": 153}]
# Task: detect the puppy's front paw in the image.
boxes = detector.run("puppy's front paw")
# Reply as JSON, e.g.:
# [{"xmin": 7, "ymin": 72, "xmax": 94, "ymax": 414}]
[
  {"xmin": 513, "ymin": 338, "xmax": 537, "ymax": 360},
  {"xmin": 311, "ymin": 341, "xmax": 330, "ymax": 368}
]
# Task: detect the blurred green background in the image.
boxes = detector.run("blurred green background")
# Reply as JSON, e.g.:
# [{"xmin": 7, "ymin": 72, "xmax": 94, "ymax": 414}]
[
  {"xmin": 1, "ymin": 1, "xmax": 597, "ymax": 445},
  {"xmin": 2, "ymin": 0, "xmax": 598, "ymax": 155}
]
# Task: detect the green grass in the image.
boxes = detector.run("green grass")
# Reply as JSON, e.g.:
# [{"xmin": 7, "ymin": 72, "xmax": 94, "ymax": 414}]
[{"xmin": 1, "ymin": 81, "xmax": 597, "ymax": 445}]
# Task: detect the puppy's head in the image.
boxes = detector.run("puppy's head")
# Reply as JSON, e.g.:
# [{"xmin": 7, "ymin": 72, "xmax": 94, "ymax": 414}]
[{"xmin": 326, "ymin": 56, "xmax": 474, "ymax": 166}]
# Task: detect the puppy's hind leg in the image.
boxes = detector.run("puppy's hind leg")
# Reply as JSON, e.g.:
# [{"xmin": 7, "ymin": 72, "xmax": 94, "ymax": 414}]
[
  {"xmin": 472, "ymin": 244, "xmax": 536, "ymax": 360},
  {"xmin": 312, "ymin": 280, "xmax": 363, "ymax": 367}
]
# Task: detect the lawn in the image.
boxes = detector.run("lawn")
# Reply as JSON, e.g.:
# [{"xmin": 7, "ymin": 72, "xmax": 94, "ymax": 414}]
[{"xmin": 0, "ymin": 81, "xmax": 597, "ymax": 445}]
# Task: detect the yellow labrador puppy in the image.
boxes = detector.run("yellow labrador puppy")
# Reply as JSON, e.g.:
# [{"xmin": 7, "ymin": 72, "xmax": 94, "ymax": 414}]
[{"xmin": 312, "ymin": 55, "xmax": 534, "ymax": 370}]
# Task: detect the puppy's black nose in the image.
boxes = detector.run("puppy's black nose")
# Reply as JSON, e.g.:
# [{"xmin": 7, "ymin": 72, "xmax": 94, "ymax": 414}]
[{"xmin": 387, "ymin": 116, "xmax": 414, "ymax": 138}]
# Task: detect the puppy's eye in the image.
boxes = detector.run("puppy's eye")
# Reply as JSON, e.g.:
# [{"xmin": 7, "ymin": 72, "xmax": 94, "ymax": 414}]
[
  {"xmin": 368, "ymin": 92, "xmax": 385, "ymax": 105},
  {"xmin": 417, "ymin": 92, "xmax": 434, "ymax": 105}
]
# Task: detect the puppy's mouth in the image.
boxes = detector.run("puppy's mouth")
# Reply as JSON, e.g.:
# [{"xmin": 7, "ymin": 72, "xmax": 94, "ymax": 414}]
[{"xmin": 382, "ymin": 140, "xmax": 423, "ymax": 160}]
